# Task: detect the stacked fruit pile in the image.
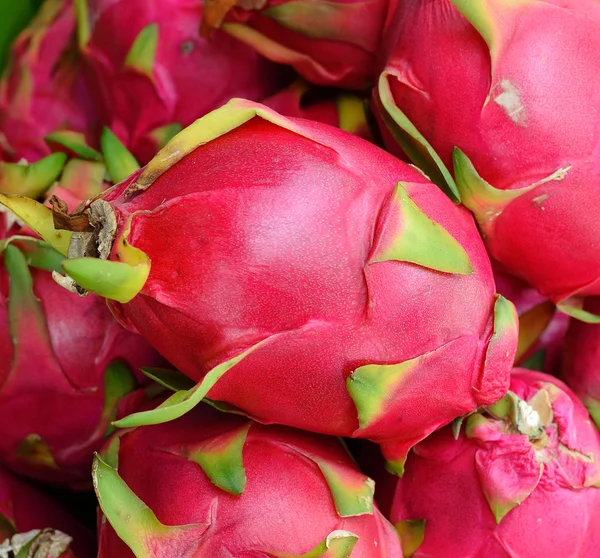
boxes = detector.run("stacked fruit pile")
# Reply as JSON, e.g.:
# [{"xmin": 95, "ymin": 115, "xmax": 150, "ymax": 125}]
[{"xmin": 1, "ymin": 0, "xmax": 599, "ymax": 556}]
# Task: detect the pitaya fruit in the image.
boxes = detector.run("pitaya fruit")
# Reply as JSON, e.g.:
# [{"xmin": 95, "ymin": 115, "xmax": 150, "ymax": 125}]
[
  {"xmin": 0, "ymin": 153, "xmax": 68, "ymax": 201},
  {"xmin": 17, "ymin": 99, "xmax": 519, "ymax": 473},
  {"xmin": 76, "ymin": 0, "xmax": 288, "ymax": 164},
  {"xmin": 0, "ymin": 0, "xmax": 42, "ymax": 71},
  {"xmin": 494, "ymin": 264, "xmax": 568, "ymax": 374},
  {"xmin": 374, "ymin": 0, "xmax": 600, "ymax": 316},
  {"xmin": 201, "ymin": 0, "xmax": 389, "ymax": 89},
  {"xmin": 0, "ymin": 234, "xmax": 164, "ymax": 486},
  {"xmin": 0, "ymin": 465, "xmax": 94, "ymax": 557},
  {"xmin": 562, "ymin": 298, "xmax": 600, "ymax": 429},
  {"xmin": 42, "ymin": 124, "xmax": 143, "ymax": 209},
  {"xmin": 0, "ymin": 0, "xmax": 97, "ymax": 163},
  {"xmin": 94, "ymin": 402, "xmax": 402, "ymax": 557},
  {"xmin": 387, "ymin": 369, "xmax": 600, "ymax": 557},
  {"xmin": 262, "ymin": 80, "xmax": 372, "ymax": 140}
]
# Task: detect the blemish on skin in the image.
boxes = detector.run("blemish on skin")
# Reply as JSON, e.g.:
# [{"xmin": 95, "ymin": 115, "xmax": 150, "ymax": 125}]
[
  {"xmin": 494, "ymin": 80, "xmax": 527, "ymax": 126},
  {"xmin": 532, "ymin": 194, "xmax": 549, "ymax": 208},
  {"xmin": 180, "ymin": 40, "xmax": 195, "ymax": 55}
]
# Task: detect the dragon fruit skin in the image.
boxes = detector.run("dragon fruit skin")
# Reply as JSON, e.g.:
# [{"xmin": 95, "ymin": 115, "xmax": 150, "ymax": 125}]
[
  {"xmin": 94, "ymin": 403, "xmax": 402, "ymax": 557},
  {"xmin": 79, "ymin": 0, "xmax": 287, "ymax": 164},
  {"xmin": 202, "ymin": 0, "xmax": 389, "ymax": 90},
  {"xmin": 0, "ymin": 466, "xmax": 94, "ymax": 557},
  {"xmin": 562, "ymin": 297, "xmax": 600, "ymax": 428},
  {"xmin": 375, "ymin": 0, "xmax": 600, "ymax": 307},
  {"xmin": 0, "ymin": 0, "xmax": 97, "ymax": 163},
  {"xmin": 0, "ymin": 238, "xmax": 164, "ymax": 486},
  {"xmin": 50, "ymin": 99, "xmax": 518, "ymax": 472},
  {"xmin": 387, "ymin": 369, "xmax": 600, "ymax": 557}
]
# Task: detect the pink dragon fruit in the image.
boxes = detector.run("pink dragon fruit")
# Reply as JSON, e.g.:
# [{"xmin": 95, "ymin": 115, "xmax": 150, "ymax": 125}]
[
  {"xmin": 45, "ymin": 120, "xmax": 146, "ymax": 206},
  {"xmin": 0, "ymin": 465, "xmax": 94, "ymax": 557},
  {"xmin": 17, "ymin": 99, "xmax": 519, "ymax": 474},
  {"xmin": 0, "ymin": 234, "xmax": 164, "ymax": 486},
  {"xmin": 94, "ymin": 402, "xmax": 402, "ymax": 557},
  {"xmin": 0, "ymin": 0, "xmax": 97, "ymax": 163},
  {"xmin": 77, "ymin": 0, "xmax": 287, "ymax": 164},
  {"xmin": 201, "ymin": 0, "xmax": 389, "ymax": 89},
  {"xmin": 562, "ymin": 297, "xmax": 600, "ymax": 429},
  {"xmin": 494, "ymin": 264, "xmax": 568, "ymax": 374},
  {"xmin": 386, "ymin": 369, "xmax": 600, "ymax": 557},
  {"xmin": 262, "ymin": 80, "xmax": 372, "ymax": 141},
  {"xmin": 374, "ymin": 0, "xmax": 600, "ymax": 316},
  {"xmin": 0, "ymin": 153, "xmax": 68, "ymax": 239}
]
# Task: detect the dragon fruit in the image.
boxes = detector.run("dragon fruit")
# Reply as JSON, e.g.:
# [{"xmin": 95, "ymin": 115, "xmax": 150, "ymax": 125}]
[
  {"xmin": 0, "ymin": 465, "xmax": 94, "ymax": 557},
  {"xmin": 374, "ymin": 0, "xmax": 600, "ymax": 315},
  {"xmin": 387, "ymin": 369, "xmax": 600, "ymax": 557},
  {"xmin": 262, "ymin": 80, "xmax": 372, "ymax": 140},
  {"xmin": 0, "ymin": 234, "xmax": 164, "ymax": 486},
  {"xmin": 94, "ymin": 402, "xmax": 402, "ymax": 557},
  {"xmin": 562, "ymin": 298, "xmax": 600, "ymax": 429},
  {"xmin": 77, "ymin": 0, "xmax": 287, "ymax": 164},
  {"xmin": 494, "ymin": 265, "xmax": 568, "ymax": 374},
  {"xmin": 0, "ymin": 0, "xmax": 97, "ymax": 163},
  {"xmin": 201, "ymin": 0, "xmax": 389, "ymax": 89},
  {"xmin": 18, "ymin": 98, "xmax": 519, "ymax": 473}
]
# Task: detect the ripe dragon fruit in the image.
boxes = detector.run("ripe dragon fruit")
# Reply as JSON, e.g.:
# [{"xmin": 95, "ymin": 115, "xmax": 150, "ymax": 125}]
[
  {"xmin": 94, "ymin": 402, "xmax": 402, "ymax": 557},
  {"xmin": 12, "ymin": 99, "xmax": 519, "ymax": 474},
  {"xmin": 374, "ymin": 0, "xmax": 600, "ymax": 317},
  {"xmin": 0, "ymin": 152, "xmax": 69, "ymax": 202},
  {"xmin": 562, "ymin": 297, "xmax": 600, "ymax": 429},
  {"xmin": 201, "ymin": 0, "xmax": 389, "ymax": 89},
  {"xmin": 0, "ymin": 0, "xmax": 97, "ymax": 163},
  {"xmin": 0, "ymin": 465, "xmax": 94, "ymax": 557},
  {"xmin": 0, "ymin": 234, "xmax": 164, "ymax": 486},
  {"xmin": 387, "ymin": 369, "xmax": 600, "ymax": 557},
  {"xmin": 77, "ymin": 0, "xmax": 287, "ymax": 164},
  {"xmin": 262, "ymin": 80, "xmax": 372, "ymax": 141},
  {"xmin": 494, "ymin": 264, "xmax": 568, "ymax": 374}
]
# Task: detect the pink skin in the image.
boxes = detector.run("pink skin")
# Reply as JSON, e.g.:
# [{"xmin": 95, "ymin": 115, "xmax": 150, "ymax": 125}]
[
  {"xmin": 388, "ymin": 369, "xmax": 600, "ymax": 557},
  {"xmin": 376, "ymin": 0, "xmax": 600, "ymax": 302},
  {"xmin": 0, "ymin": 466, "xmax": 95, "ymax": 557},
  {"xmin": 0, "ymin": 237, "xmax": 165, "ymax": 486},
  {"xmin": 562, "ymin": 297, "xmax": 600, "ymax": 425},
  {"xmin": 0, "ymin": 1, "xmax": 97, "ymax": 162},
  {"xmin": 97, "ymin": 404, "xmax": 401, "ymax": 557},
  {"xmin": 81, "ymin": 0, "xmax": 287, "ymax": 163},
  {"xmin": 91, "ymin": 113, "xmax": 516, "ymax": 465},
  {"xmin": 215, "ymin": 0, "xmax": 389, "ymax": 90}
]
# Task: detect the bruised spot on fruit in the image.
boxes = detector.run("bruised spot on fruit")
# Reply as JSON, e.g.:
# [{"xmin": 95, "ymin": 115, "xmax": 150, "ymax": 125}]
[
  {"xmin": 493, "ymin": 79, "xmax": 526, "ymax": 126},
  {"xmin": 180, "ymin": 40, "xmax": 195, "ymax": 55},
  {"xmin": 532, "ymin": 194, "xmax": 549, "ymax": 207}
]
